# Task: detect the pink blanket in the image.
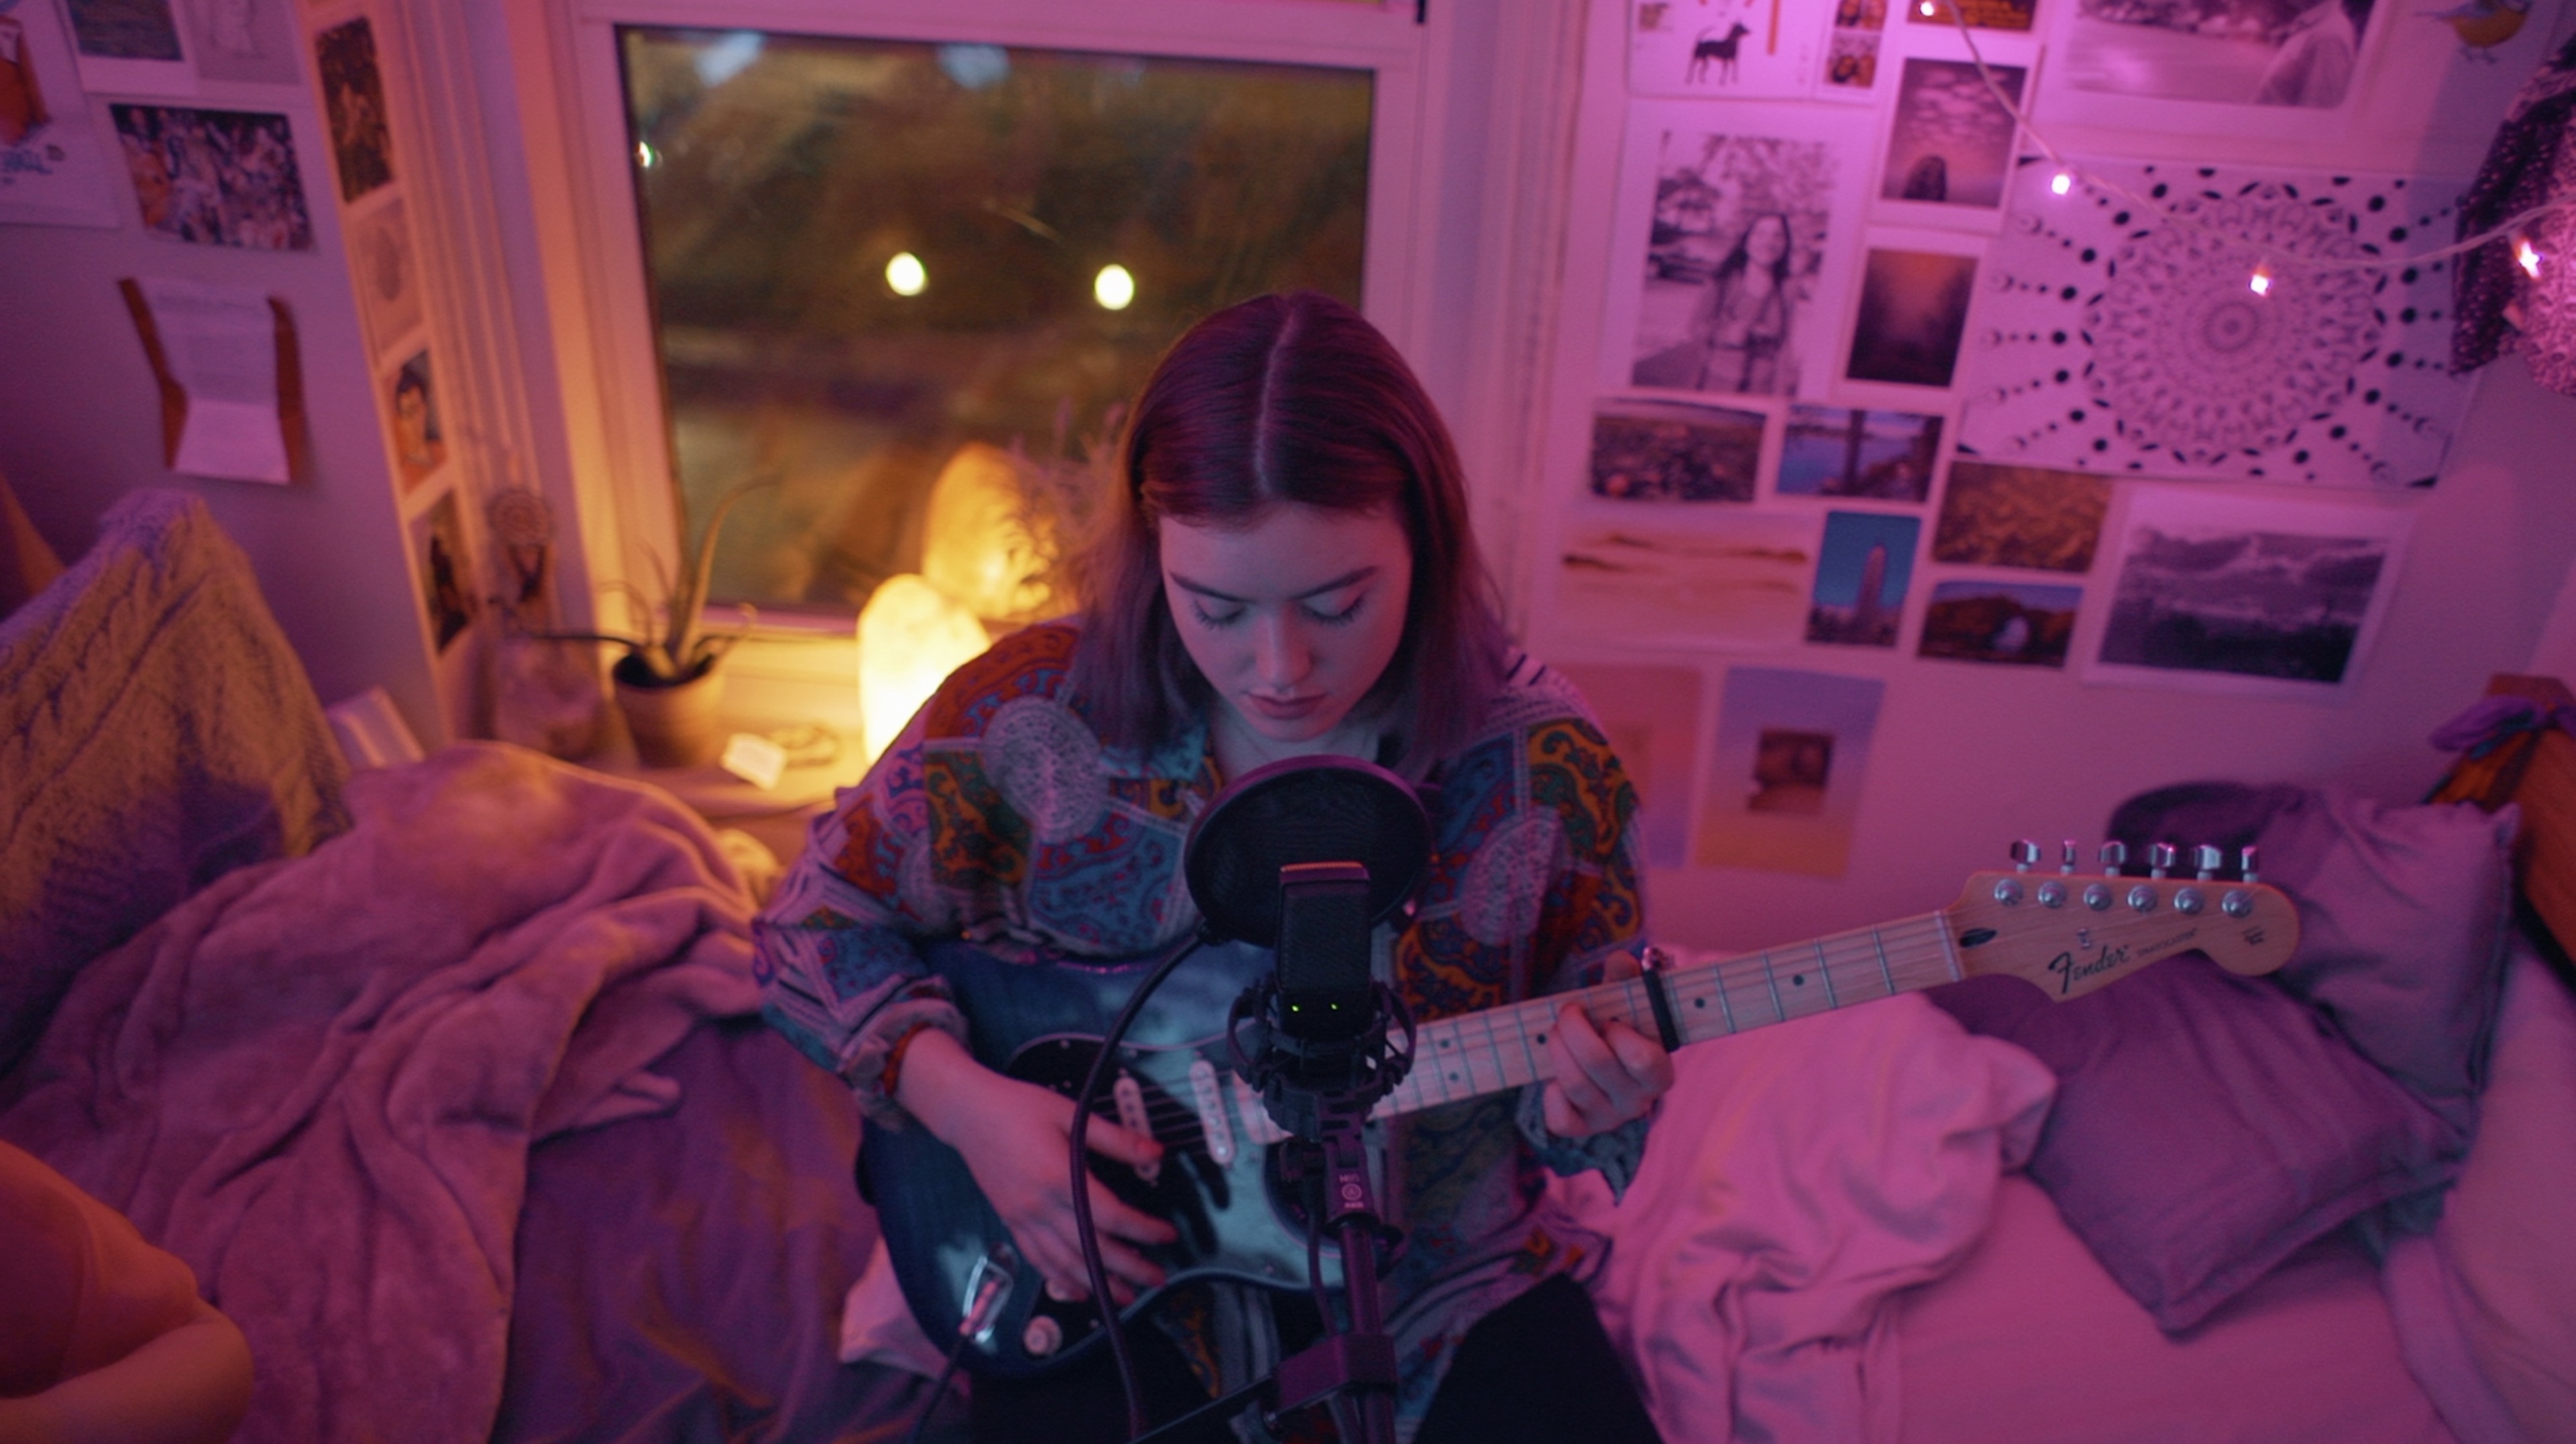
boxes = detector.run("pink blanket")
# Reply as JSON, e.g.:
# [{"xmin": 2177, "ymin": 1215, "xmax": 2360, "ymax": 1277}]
[
  {"xmin": 0, "ymin": 743, "xmax": 761, "ymax": 1444},
  {"xmin": 1563, "ymin": 990, "xmax": 2054, "ymax": 1444}
]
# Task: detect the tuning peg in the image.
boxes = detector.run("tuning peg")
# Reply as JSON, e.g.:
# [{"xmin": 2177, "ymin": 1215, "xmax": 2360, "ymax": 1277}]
[
  {"xmin": 2011, "ymin": 839, "xmax": 2041, "ymax": 872},
  {"xmin": 2238, "ymin": 845, "xmax": 2260, "ymax": 884},
  {"xmin": 2098, "ymin": 840, "xmax": 2127, "ymax": 877},
  {"xmin": 2192, "ymin": 844, "xmax": 2223, "ymax": 880},
  {"xmin": 2059, "ymin": 840, "xmax": 2079, "ymax": 875},
  {"xmin": 2148, "ymin": 842, "xmax": 2177, "ymax": 878}
]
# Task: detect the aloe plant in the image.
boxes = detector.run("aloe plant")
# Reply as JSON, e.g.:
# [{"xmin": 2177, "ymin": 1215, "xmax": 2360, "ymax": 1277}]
[{"xmin": 525, "ymin": 479, "xmax": 777, "ymax": 688}]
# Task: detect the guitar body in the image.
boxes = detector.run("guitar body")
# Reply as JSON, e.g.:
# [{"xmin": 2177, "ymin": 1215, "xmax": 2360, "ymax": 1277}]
[{"xmin": 862, "ymin": 937, "xmax": 1345, "ymax": 1378}]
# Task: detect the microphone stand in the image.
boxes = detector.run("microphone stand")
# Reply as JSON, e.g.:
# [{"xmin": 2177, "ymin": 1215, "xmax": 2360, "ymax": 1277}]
[{"xmin": 1131, "ymin": 861, "xmax": 1409, "ymax": 1444}]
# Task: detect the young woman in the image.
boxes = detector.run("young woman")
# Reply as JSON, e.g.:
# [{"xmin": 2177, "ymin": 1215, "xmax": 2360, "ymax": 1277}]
[
  {"xmin": 1693, "ymin": 211, "xmax": 1796, "ymax": 394},
  {"xmin": 756, "ymin": 291, "xmax": 1670, "ymax": 1443}
]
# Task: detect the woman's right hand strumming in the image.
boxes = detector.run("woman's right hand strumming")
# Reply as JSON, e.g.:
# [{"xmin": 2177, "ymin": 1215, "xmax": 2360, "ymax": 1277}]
[{"xmin": 893, "ymin": 1027, "xmax": 1179, "ymax": 1306}]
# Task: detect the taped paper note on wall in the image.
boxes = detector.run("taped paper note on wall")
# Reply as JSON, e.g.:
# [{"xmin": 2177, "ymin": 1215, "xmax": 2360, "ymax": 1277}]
[{"xmin": 120, "ymin": 276, "xmax": 304, "ymax": 484}]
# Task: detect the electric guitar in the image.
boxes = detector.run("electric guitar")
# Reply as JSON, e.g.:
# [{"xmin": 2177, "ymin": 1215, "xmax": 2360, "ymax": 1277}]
[{"xmin": 862, "ymin": 858, "xmax": 2298, "ymax": 1378}]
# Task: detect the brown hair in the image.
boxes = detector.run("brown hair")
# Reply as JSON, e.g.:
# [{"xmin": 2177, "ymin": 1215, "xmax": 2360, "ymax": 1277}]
[{"xmin": 1069, "ymin": 291, "xmax": 1509, "ymax": 769}]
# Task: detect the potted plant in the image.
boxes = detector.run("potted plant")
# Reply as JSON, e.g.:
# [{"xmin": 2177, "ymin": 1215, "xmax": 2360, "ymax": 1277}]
[{"xmin": 524, "ymin": 479, "xmax": 775, "ymax": 768}]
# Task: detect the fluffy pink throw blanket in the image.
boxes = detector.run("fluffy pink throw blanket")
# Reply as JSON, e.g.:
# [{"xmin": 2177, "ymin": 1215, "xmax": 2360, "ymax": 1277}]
[{"xmin": 0, "ymin": 743, "xmax": 761, "ymax": 1444}]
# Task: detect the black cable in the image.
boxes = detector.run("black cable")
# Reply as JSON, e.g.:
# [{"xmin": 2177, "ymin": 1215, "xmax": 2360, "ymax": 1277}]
[
  {"xmin": 1067, "ymin": 932, "xmax": 1208, "ymax": 1441},
  {"xmin": 900, "ymin": 1325, "xmax": 974, "ymax": 1444}
]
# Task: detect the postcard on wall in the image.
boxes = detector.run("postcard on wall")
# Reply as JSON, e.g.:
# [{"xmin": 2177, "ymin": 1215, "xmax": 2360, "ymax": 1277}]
[
  {"xmin": 62, "ymin": 0, "xmax": 195, "ymax": 95},
  {"xmin": 1629, "ymin": 0, "xmax": 1821, "ymax": 99},
  {"xmin": 413, "ymin": 488, "xmax": 476, "ymax": 655},
  {"xmin": 2080, "ymin": 486, "xmax": 2411, "ymax": 698},
  {"xmin": 1805, "ymin": 509, "xmax": 1920, "ymax": 647},
  {"xmin": 1605, "ymin": 101, "xmax": 1873, "ymax": 405},
  {"xmin": 2353, "ymin": 0, "xmax": 2564, "ymax": 146},
  {"xmin": 2037, "ymin": 0, "xmax": 2383, "ymax": 138},
  {"xmin": 0, "ymin": 0, "xmax": 119, "ymax": 227},
  {"xmin": 1931, "ymin": 459, "xmax": 2110, "ymax": 571},
  {"xmin": 1911, "ymin": 0, "xmax": 2039, "ymax": 30},
  {"xmin": 1778, "ymin": 403, "xmax": 1942, "ymax": 501},
  {"xmin": 1554, "ymin": 509, "xmax": 1823, "ymax": 652},
  {"xmin": 1957, "ymin": 158, "xmax": 2471, "ymax": 488},
  {"xmin": 1697, "ymin": 665, "xmax": 1884, "ymax": 876},
  {"xmin": 1919, "ymin": 578, "xmax": 2082, "ymax": 666},
  {"xmin": 315, "ymin": 17, "xmax": 392, "ymax": 201},
  {"xmin": 1590, "ymin": 399, "xmax": 1766, "ymax": 503},
  {"xmin": 351, "ymin": 197, "xmax": 423, "ymax": 361},
  {"xmin": 390, "ymin": 348, "xmax": 444, "ymax": 492},
  {"xmin": 1550, "ymin": 659, "xmax": 1704, "ymax": 868},
  {"xmin": 189, "ymin": 0, "xmax": 300, "ymax": 85},
  {"xmin": 111, "ymin": 103, "xmax": 313, "ymax": 249},
  {"xmin": 1842, "ymin": 236, "xmax": 1982, "ymax": 392},
  {"xmin": 1878, "ymin": 58, "xmax": 2025, "ymax": 216}
]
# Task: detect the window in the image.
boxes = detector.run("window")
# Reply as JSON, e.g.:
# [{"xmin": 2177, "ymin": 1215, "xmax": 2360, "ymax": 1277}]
[{"xmin": 612, "ymin": 22, "xmax": 1382, "ymax": 620}]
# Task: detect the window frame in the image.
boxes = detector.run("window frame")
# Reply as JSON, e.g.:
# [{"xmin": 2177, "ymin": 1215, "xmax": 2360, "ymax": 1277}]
[{"xmin": 549, "ymin": 0, "xmax": 1444, "ymax": 653}]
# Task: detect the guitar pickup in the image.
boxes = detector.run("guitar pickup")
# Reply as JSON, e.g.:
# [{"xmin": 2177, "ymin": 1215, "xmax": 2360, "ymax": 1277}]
[
  {"xmin": 1188, "ymin": 1058, "xmax": 1236, "ymax": 1165},
  {"xmin": 1112, "ymin": 1075, "xmax": 1158, "ymax": 1182}
]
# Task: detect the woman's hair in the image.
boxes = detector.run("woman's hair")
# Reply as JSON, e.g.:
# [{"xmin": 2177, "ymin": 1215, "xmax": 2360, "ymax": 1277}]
[
  {"xmin": 1714, "ymin": 211, "xmax": 1794, "ymax": 286},
  {"xmin": 1069, "ymin": 291, "xmax": 1509, "ymax": 768}
]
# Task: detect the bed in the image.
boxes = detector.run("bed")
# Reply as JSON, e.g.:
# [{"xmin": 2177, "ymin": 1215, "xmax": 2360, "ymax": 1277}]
[{"xmin": 3, "ymin": 488, "xmax": 2570, "ymax": 1444}]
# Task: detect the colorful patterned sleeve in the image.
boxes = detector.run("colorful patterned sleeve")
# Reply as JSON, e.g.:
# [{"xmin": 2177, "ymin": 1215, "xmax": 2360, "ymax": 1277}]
[
  {"xmin": 754, "ymin": 702, "xmax": 968, "ymax": 1125},
  {"xmin": 1508, "ymin": 703, "xmax": 1657, "ymax": 1195}
]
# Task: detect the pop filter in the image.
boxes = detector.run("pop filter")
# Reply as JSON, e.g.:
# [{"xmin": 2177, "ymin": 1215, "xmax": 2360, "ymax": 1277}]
[{"xmin": 1183, "ymin": 754, "xmax": 1432, "ymax": 947}]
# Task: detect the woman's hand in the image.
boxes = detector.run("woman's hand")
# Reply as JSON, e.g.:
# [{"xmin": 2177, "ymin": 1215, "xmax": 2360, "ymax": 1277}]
[
  {"xmin": 1541, "ymin": 953, "xmax": 1676, "ymax": 1139},
  {"xmin": 894, "ymin": 1029, "xmax": 1177, "ymax": 1305}
]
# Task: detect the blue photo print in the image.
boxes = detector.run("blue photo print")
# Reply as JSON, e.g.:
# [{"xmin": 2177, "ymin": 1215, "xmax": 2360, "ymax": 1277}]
[{"xmin": 1806, "ymin": 510, "xmax": 1919, "ymax": 648}]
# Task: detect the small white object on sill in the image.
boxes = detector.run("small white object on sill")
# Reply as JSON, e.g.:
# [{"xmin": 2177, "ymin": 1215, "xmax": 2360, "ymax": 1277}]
[{"xmin": 720, "ymin": 731, "xmax": 789, "ymax": 791}]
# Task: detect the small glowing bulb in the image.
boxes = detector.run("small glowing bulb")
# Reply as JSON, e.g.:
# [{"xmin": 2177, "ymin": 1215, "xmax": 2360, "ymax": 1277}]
[
  {"xmin": 635, "ymin": 141, "xmax": 658, "ymax": 168},
  {"xmin": 885, "ymin": 251, "xmax": 927, "ymax": 297},
  {"xmin": 2516, "ymin": 236, "xmax": 2544, "ymax": 279},
  {"xmin": 2049, "ymin": 171, "xmax": 2072, "ymax": 197},
  {"xmin": 1920, "ymin": 1, "xmax": 1937, "ymax": 13},
  {"xmin": 1093, "ymin": 264, "xmax": 1136, "ymax": 311},
  {"xmin": 2249, "ymin": 262, "xmax": 2273, "ymax": 297}
]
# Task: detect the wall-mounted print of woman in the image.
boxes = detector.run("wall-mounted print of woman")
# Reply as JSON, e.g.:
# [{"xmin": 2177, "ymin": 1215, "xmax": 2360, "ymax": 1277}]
[{"xmin": 1613, "ymin": 105, "xmax": 1871, "ymax": 402}]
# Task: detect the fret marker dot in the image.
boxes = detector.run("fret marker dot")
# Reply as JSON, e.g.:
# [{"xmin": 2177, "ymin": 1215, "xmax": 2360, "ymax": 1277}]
[{"xmin": 1792, "ymin": 974, "xmax": 1806, "ymax": 986}]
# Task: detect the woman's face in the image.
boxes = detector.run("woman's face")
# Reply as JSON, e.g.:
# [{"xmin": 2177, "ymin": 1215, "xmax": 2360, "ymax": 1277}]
[
  {"xmin": 1746, "ymin": 214, "xmax": 1790, "ymax": 268},
  {"xmin": 1159, "ymin": 501, "xmax": 1413, "ymax": 762}
]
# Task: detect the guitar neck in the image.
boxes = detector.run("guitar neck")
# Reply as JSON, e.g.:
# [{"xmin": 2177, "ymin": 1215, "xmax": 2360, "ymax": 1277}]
[{"xmin": 1376, "ymin": 909, "xmax": 1962, "ymax": 1119}]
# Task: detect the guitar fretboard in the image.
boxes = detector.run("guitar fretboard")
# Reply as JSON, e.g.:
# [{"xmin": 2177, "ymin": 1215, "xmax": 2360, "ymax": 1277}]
[{"xmin": 1375, "ymin": 911, "xmax": 1962, "ymax": 1118}]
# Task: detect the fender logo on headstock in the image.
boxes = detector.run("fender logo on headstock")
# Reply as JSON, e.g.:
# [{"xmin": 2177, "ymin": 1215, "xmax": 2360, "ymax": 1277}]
[{"xmin": 2047, "ymin": 943, "xmax": 2129, "ymax": 994}]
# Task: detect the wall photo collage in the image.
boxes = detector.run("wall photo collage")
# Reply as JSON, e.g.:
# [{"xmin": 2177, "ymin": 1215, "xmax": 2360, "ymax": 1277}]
[{"xmin": 1552, "ymin": 0, "xmax": 2534, "ymax": 874}]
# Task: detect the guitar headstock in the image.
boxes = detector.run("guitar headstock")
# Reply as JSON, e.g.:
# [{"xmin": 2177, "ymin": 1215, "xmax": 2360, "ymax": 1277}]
[{"xmin": 1945, "ymin": 839, "xmax": 2298, "ymax": 1001}]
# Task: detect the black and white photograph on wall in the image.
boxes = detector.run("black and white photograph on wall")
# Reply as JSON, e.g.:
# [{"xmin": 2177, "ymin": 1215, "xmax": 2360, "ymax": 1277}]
[
  {"xmin": 1957, "ymin": 159, "xmax": 2473, "ymax": 488},
  {"xmin": 1805, "ymin": 510, "xmax": 1921, "ymax": 647},
  {"xmin": 62, "ymin": 0, "xmax": 193, "ymax": 94},
  {"xmin": 315, "ymin": 17, "xmax": 392, "ymax": 201},
  {"xmin": 2085, "ymin": 486, "xmax": 2411, "ymax": 696},
  {"xmin": 413, "ymin": 489, "xmax": 476, "ymax": 654},
  {"xmin": 1554, "ymin": 510, "xmax": 1821, "ymax": 650},
  {"xmin": 1589, "ymin": 401, "xmax": 1766, "ymax": 503},
  {"xmin": 1845, "ymin": 244, "xmax": 1979, "ymax": 388},
  {"xmin": 1613, "ymin": 105, "xmax": 1871, "ymax": 402},
  {"xmin": 1628, "ymin": 0, "xmax": 1821, "ymax": 98},
  {"xmin": 1778, "ymin": 404, "xmax": 1942, "ymax": 500},
  {"xmin": 187, "ymin": 0, "xmax": 298, "ymax": 86},
  {"xmin": 1879, "ymin": 59, "xmax": 2025, "ymax": 210},
  {"xmin": 1931, "ymin": 460, "xmax": 2110, "ymax": 570},
  {"xmin": 1919, "ymin": 579, "xmax": 2081, "ymax": 666},
  {"xmin": 2047, "ymin": 0, "xmax": 2379, "ymax": 131},
  {"xmin": 111, "ymin": 104, "xmax": 313, "ymax": 250},
  {"xmin": 0, "ymin": 0, "xmax": 121, "ymax": 227}
]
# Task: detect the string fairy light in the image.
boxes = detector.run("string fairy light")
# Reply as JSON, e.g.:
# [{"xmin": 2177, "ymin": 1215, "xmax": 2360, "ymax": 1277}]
[{"xmin": 1937, "ymin": 5, "xmax": 2568, "ymax": 287}]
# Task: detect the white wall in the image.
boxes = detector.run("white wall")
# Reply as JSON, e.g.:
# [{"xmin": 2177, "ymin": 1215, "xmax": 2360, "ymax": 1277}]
[{"xmin": 0, "ymin": 67, "xmax": 441, "ymax": 743}]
